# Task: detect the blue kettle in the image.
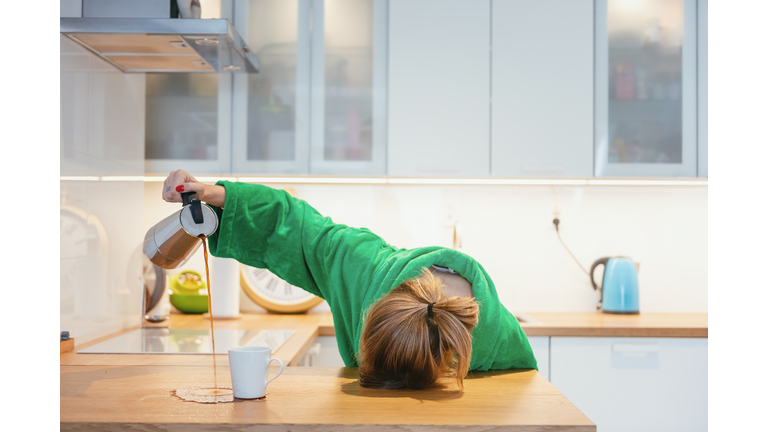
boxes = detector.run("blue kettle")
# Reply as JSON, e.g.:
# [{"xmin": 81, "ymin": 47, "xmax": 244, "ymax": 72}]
[{"xmin": 590, "ymin": 257, "xmax": 639, "ymax": 314}]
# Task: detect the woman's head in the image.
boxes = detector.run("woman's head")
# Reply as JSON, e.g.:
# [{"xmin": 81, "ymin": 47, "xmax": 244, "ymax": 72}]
[{"xmin": 358, "ymin": 268, "xmax": 479, "ymax": 390}]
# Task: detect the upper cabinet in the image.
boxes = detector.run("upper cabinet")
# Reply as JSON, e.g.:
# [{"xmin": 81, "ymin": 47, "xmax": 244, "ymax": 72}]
[
  {"xmin": 146, "ymin": 0, "xmax": 387, "ymax": 175},
  {"xmin": 387, "ymin": 0, "xmax": 491, "ymax": 178},
  {"xmin": 231, "ymin": 0, "xmax": 310, "ymax": 174},
  {"xmin": 491, "ymin": 0, "xmax": 594, "ymax": 178},
  {"xmin": 594, "ymin": 0, "xmax": 700, "ymax": 177},
  {"xmin": 141, "ymin": 0, "xmax": 707, "ymax": 178},
  {"xmin": 309, "ymin": 0, "xmax": 388, "ymax": 175},
  {"xmin": 144, "ymin": 3, "xmax": 232, "ymax": 174}
]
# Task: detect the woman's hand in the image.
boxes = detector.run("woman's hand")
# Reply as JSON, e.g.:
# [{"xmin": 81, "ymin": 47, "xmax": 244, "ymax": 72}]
[{"xmin": 161, "ymin": 169, "xmax": 227, "ymax": 207}]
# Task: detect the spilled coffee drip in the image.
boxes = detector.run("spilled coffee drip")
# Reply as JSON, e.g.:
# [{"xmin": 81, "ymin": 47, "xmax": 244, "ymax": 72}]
[{"xmin": 199, "ymin": 234, "xmax": 218, "ymax": 390}]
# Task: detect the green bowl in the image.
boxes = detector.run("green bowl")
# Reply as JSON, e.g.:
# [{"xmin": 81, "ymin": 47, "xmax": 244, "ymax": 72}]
[
  {"xmin": 170, "ymin": 270, "xmax": 206, "ymax": 295},
  {"xmin": 169, "ymin": 293, "xmax": 209, "ymax": 314}
]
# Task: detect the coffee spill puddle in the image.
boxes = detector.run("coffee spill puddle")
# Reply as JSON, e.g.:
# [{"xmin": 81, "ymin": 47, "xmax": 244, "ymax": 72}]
[
  {"xmin": 174, "ymin": 387, "xmax": 235, "ymax": 404},
  {"xmin": 174, "ymin": 387, "xmax": 268, "ymax": 404}
]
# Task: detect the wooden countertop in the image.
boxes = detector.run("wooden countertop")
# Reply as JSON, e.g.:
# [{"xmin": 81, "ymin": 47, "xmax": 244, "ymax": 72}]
[
  {"xmin": 522, "ymin": 312, "xmax": 708, "ymax": 338},
  {"xmin": 60, "ymin": 366, "xmax": 594, "ymax": 431}
]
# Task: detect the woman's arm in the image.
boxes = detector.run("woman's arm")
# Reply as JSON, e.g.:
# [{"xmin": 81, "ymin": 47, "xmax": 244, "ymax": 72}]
[{"xmin": 161, "ymin": 170, "xmax": 395, "ymax": 304}]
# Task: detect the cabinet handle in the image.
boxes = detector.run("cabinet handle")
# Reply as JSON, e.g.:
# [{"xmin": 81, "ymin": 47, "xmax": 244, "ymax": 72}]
[{"xmin": 612, "ymin": 343, "xmax": 659, "ymax": 355}]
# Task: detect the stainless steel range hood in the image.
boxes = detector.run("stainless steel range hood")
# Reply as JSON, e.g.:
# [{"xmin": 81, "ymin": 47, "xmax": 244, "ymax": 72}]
[{"xmin": 60, "ymin": 18, "xmax": 259, "ymax": 73}]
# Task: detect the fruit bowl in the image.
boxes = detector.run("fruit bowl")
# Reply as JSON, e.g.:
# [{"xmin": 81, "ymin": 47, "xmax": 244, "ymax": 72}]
[
  {"xmin": 170, "ymin": 270, "xmax": 206, "ymax": 294},
  {"xmin": 169, "ymin": 293, "xmax": 209, "ymax": 314}
]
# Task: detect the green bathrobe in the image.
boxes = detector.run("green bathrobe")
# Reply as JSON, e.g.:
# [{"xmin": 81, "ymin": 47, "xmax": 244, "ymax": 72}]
[{"xmin": 207, "ymin": 181, "xmax": 537, "ymax": 371}]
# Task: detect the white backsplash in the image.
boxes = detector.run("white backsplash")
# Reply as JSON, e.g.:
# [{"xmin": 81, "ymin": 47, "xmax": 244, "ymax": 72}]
[
  {"xmin": 60, "ymin": 35, "xmax": 146, "ymax": 343},
  {"xmin": 144, "ymin": 182, "xmax": 707, "ymax": 314}
]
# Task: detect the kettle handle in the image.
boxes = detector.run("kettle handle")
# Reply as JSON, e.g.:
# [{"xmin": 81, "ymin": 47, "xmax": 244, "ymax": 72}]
[
  {"xmin": 181, "ymin": 192, "xmax": 205, "ymax": 224},
  {"xmin": 589, "ymin": 257, "xmax": 611, "ymax": 291},
  {"xmin": 590, "ymin": 257, "xmax": 611, "ymax": 310}
]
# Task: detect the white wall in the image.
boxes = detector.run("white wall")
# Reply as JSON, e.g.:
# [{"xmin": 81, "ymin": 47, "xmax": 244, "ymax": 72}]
[
  {"xmin": 60, "ymin": 35, "xmax": 146, "ymax": 343},
  {"xmin": 144, "ymin": 182, "xmax": 707, "ymax": 314}
]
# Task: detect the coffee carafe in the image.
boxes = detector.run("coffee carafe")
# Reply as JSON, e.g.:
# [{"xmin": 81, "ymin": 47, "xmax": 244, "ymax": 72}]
[{"xmin": 143, "ymin": 192, "xmax": 218, "ymax": 269}]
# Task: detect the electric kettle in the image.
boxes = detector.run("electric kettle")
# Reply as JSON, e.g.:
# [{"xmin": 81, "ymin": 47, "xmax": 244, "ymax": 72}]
[
  {"xmin": 590, "ymin": 257, "xmax": 639, "ymax": 314},
  {"xmin": 143, "ymin": 192, "xmax": 218, "ymax": 269}
]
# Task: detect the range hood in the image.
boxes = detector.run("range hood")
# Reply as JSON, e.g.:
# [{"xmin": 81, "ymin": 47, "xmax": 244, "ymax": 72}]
[{"xmin": 60, "ymin": 18, "xmax": 259, "ymax": 73}]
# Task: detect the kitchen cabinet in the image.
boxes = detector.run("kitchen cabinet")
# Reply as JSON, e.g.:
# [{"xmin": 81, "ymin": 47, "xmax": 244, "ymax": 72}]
[
  {"xmin": 146, "ymin": 0, "xmax": 387, "ymax": 176},
  {"xmin": 491, "ymin": 0, "xmax": 594, "ymax": 178},
  {"xmin": 230, "ymin": 0, "xmax": 310, "ymax": 174},
  {"xmin": 387, "ymin": 0, "xmax": 491, "ymax": 177},
  {"xmin": 527, "ymin": 336, "xmax": 550, "ymax": 380},
  {"xmin": 145, "ymin": 73, "xmax": 232, "ymax": 174},
  {"xmin": 308, "ymin": 0, "xmax": 388, "ymax": 175},
  {"xmin": 550, "ymin": 336, "xmax": 707, "ymax": 432},
  {"xmin": 594, "ymin": 0, "xmax": 701, "ymax": 177},
  {"xmin": 230, "ymin": 0, "xmax": 388, "ymax": 176},
  {"xmin": 144, "ymin": 3, "xmax": 233, "ymax": 174}
]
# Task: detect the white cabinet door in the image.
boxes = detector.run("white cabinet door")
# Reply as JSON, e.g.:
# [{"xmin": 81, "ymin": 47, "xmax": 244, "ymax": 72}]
[
  {"xmin": 491, "ymin": 0, "xmax": 593, "ymax": 178},
  {"xmin": 550, "ymin": 337, "xmax": 707, "ymax": 432},
  {"xmin": 528, "ymin": 336, "xmax": 550, "ymax": 381},
  {"xmin": 388, "ymin": 0, "xmax": 491, "ymax": 177}
]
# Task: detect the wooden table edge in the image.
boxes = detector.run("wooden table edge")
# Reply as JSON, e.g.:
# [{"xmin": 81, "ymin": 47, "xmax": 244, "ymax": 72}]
[{"xmin": 60, "ymin": 422, "xmax": 595, "ymax": 431}]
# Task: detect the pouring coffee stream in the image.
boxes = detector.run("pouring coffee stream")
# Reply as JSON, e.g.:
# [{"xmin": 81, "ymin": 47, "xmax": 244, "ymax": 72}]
[{"xmin": 144, "ymin": 192, "xmax": 221, "ymax": 388}]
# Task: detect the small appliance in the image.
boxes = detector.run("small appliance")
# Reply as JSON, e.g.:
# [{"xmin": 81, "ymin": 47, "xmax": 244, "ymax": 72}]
[
  {"xmin": 143, "ymin": 192, "xmax": 218, "ymax": 269},
  {"xmin": 590, "ymin": 257, "xmax": 640, "ymax": 314}
]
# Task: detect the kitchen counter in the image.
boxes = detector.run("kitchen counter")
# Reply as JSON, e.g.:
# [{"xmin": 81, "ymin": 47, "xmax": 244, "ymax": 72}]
[
  {"xmin": 60, "ymin": 365, "xmax": 593, "ymax": 431},
  {"xmin": 61, "ymin": 312, "xmax": 600, "ymax": 431}
]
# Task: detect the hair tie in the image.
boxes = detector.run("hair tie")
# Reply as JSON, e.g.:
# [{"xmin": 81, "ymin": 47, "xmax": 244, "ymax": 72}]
[{"xmin": 427, "ymin": 302, "xmax": 436, "ymax": 319}]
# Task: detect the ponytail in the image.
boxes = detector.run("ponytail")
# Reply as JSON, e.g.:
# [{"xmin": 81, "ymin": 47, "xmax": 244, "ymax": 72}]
[{"xmin": 358, "ymin": 268, "xmax": 479, "ymax": 389}]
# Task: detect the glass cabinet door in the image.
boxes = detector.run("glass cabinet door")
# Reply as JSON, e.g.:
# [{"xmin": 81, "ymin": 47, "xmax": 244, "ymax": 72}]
[
  {"xmin": 594, "ymin": 0, "xmax": 698, "ymax": 177},
  {"xmin": 309, "ymin": 0, "xmax": 387, "ymax": 175},
  {"xmin": 145, "ymin": 1, "xmax": 233, "ymax": 174},
  {"xmin": 145, "ymin": 73, "xmax": 232, "ymax": 174},
  {"xmin": 231, "ymin": 0, "xmax": 311, "ymax": 174}
]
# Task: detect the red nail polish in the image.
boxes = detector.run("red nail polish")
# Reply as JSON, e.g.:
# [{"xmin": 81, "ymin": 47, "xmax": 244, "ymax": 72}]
[{"xmin": 176, "ymin": 185, "xmax": 185, "ymax": 192}]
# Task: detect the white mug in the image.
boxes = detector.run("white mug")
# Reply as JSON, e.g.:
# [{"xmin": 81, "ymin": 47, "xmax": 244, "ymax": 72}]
[{"xmin": 228, "ymin": 346, "xmax": 284, "ymax": 399}]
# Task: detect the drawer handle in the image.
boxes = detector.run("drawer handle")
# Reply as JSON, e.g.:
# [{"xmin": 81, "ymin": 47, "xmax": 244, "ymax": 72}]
[{"xmin": 612, "ymin": 344, "xmax": 659, "ymax": 355}]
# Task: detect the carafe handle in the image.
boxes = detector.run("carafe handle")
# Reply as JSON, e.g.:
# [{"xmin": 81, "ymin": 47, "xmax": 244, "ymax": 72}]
[
  {"xmin": 181, "ymin": 192, "xmax": 205, "ymax": 224},
  {"xmin": 590, "ymin": 257, "xmax": 611, "ymax": 310}
]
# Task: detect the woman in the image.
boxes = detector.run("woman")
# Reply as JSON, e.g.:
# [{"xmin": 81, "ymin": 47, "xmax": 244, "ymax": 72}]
[{"xmin": 162, "ymin": 170, "xmax": 537, "ymax": 390}]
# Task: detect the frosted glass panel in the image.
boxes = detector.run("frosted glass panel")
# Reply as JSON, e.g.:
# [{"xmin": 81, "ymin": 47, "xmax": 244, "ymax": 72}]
[
  {"xmin": 323, "ymin": 0, "xmax": 374, "ymax": 161},
  {"xmin": 607, "ymin": 0, "xmax": 683, "ymax": 164},
  {"xmin": 145, "ymin": 74, "xmax": 219, "ymax": 160},
  {"xmin": 244, "ymin": 0, "xmax": 300, "ymax": 161}
]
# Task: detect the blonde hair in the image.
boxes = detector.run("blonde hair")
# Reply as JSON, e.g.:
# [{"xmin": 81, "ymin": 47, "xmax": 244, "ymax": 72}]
[{"xmin": 358, "ymin": 268, "xmax": 479, "ymax": 389}]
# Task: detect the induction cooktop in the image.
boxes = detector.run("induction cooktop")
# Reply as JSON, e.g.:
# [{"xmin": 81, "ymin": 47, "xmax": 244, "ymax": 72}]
[{"xmin": 78, "ymin": 328, "xmax": 295, "ymax": 354}]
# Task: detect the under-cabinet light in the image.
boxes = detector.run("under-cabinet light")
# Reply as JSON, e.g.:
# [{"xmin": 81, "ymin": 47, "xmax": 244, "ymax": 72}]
[
  {"xmin": 101, "ymin": 176, "xmax": 147, "ymax": 181},
  {"xmin": 387, "ymin": 178, "xmax": 590, "ymax": 185},
  {"xmin": 196, "ymin": 176, "xmax": 239, "ymax": 183},
  {"xmin": 60, "ymin": 176, "xmax": 100, "ymax": 181},
  {"xmin": 237, "ymin": 177, "xmax": 388, "ymax": 184},
  {"xmin": 586, "ymin": 179, "xmax": 708, "ymax": 186}
]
